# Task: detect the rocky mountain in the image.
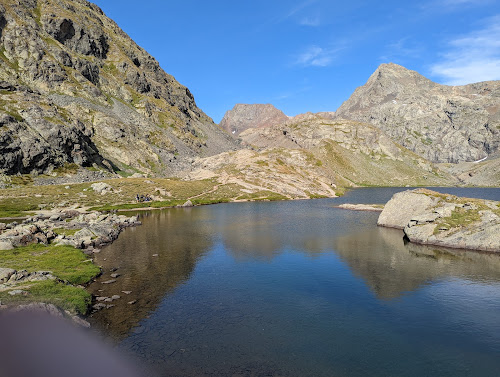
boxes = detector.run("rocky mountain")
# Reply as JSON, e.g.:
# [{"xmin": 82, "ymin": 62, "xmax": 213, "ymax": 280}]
[
  {"xmin": 233, "ymin": 112, "xmax": 454, "ymax": 187},
  {"xmin": 219, "ymin": 104, "xmax": 289, "ymax": 137},
  {"xmin": 0, "ymin": 0, "xmax": 238, "ymax": 176},
  {"xmin": 335, "ymin": 63, "xmax": 500, "ymax": 163}
]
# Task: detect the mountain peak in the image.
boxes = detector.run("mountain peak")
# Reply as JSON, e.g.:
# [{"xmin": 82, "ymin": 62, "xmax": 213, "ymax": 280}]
[
  {"xmin": 335, "ymin": 63, "xmax": 500, "ymax": 163},
  {"xmin": 219, "ymin": 104, "xmax": 288, "ymax": 136}
]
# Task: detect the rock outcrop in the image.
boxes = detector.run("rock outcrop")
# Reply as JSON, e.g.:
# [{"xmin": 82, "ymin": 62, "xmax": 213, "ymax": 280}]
[
  {"xmin": 335, "ymin": 63, "xmax": 500, "ymax": 163},
  {"xmin": 237, "ymin": 112, "xmax": 454, "ymax": 187},
  {"xmin": 219, "ymin": 104, "xmax": 289, "ymax": 136},
  {"xmin": 0, "ymin": 0, "xmax": 238, "ymax": 176},
  {"xmin": 0, "ymin": 209, "xmax": 140, "ymax": 250},
  {"xmin": 378, "ymin": 189, "xmax": 500, "ymax": 252}
]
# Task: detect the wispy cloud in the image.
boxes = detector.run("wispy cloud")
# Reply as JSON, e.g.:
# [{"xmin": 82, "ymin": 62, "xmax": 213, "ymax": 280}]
[
  {"xmin": 295, "ymin": 45, "xmax": 341, "ymax": 67},
  {"xmin": 421, "ymin": 0, "xmax": 493, "ymax": 11},
  {"xmin": 299, "ymin": 15, "xmax": 321, "ymax": 27},
  {"xmin": 430, "ymin": 15, "xmax": 500, "ymax": 85},
  {"xmin": 440, "ymin": 0, "xmax": 490, "ymax": 5},
  {"xmin": 273, "ymin": 86, "xmax": 312, "ymax": 101},
  {"xmin": 284, "ymin": 0, "xmax": 318, "ymax": 20},
  {"xmin": 380, "ymin": 37, "xmax": 424, "ymax": 62}
]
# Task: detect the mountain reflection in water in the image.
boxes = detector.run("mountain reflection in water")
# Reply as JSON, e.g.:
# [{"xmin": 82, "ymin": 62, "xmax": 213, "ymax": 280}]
[
  {"xmin": 88, "ymin": 188, "xmax": 500, "ymax": 376},
  {"xmin": 89, "ymin": 209, "xmax": 213, "ymax": 338}
]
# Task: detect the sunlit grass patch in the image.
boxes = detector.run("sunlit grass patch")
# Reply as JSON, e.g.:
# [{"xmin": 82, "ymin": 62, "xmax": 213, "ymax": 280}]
[
  {"xmin": 0, "ymin": 244, "xmax": 100, "ymax": 285},
  {"xmin": 0, "ymin": 280, "xmax": 92, "ymax": 314}
]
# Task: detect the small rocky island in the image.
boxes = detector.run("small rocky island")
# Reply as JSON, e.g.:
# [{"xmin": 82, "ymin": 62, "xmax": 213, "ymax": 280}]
[{"xmin": 378, "ymin": 189, "xmax": 500, "ymax": 252}]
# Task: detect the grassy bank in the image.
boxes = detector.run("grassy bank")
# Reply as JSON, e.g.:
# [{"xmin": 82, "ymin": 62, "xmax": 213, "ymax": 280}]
[
  {"xmin": 0, "ymin": 177, "xmax": 313, "ymax": 219},
  {"xmin": 0, "ymin": 244, "xmax": 100, "ymax": 314},
  {"xmin": 0, "ymin": 177, "xmax": 318, "ymax": 313}
]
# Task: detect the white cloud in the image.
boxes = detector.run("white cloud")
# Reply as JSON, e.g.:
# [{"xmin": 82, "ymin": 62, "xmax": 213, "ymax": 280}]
[
  {"xmin": 430, "ymin": 16, "xmax": 500, "ymax": 85},
  {"xmin": 295, "ymin": 45, "xmax": 340, "ymax": 67}
]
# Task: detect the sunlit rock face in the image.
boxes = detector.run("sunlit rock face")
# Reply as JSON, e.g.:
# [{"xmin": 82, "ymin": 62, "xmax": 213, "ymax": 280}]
[
  {"xmin": 219, "ymin": 104, "xmax": 289, "ymax": 137},
  {"xmin": 335, "ymin": 63, "xmax": 500, "ymax": 163}
]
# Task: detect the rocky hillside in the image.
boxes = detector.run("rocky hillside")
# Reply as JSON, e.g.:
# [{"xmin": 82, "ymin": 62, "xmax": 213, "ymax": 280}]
[
  {"xmin": 0, "ymin": 0, "xmax": 238, "ymax": 176},
  {"xmin": 219, "ymin": 104, "xmax": 289, "ymax": 137},
  {"xmin": 335, "ymin": 63, "xmax": 500, "ymax": 163},
  {"xmin": 237, "ymin": 112, "xmax": 454, "ymax": 187}
]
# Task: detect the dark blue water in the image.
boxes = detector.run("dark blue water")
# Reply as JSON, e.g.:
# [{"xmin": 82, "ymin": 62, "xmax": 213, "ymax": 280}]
[{"xmin": 89, "ymin": 187, "xmax": 500, "ymax": 377}]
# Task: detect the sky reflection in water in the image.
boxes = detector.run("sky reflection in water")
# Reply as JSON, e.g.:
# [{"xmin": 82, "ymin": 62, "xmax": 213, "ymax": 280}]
[{"xmin": 89, "ymin": 187, "xmax": 500, "ymax": 377}]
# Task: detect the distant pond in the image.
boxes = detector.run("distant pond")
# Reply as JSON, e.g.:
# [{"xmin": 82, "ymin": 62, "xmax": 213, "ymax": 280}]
[{"xmin": 88, "ymin": 187, "xmax": 500, "ymax": 377}]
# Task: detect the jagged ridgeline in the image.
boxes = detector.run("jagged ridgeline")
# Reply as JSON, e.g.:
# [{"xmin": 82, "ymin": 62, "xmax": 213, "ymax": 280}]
[{"xmin": 0, "ymin": 0, "xmax": 237, "ymax": 176}]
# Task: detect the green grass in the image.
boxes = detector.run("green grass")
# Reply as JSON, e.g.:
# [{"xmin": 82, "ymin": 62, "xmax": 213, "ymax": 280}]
[
  {"xmin": 53, "ymin": 228, "xmax": 81, "ymax": 237},
  {"xmin": 0, "ymin": 244, "xmax": 100, "ymax": 314},
  {"xmin": 433, "ymin": 205, "xmax": 483, "ymax": 234},
  {"xmin": 0, "ymin": 244, "xmax": 100, "ymax": 285},
  {"xmin": 191, "ymin": 198, "xmax": 231, "ymax": 205},
  {"xmin": 0, "ymin": 198, "xmax": 38, "ymax": 218},
  {"xmin": 0, "ymin": 280, "xmax": 92, "ymax": 314},
  {"xmin": 0, "ymin": 210, "xmax": 35, "ymax": 218},
  {"xmin": 9, "ymin": 175, "xmax": 34, "ymax": 186}
]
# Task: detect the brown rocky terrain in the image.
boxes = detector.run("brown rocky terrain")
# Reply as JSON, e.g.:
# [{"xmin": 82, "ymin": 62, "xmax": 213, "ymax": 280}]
[
  {"xmin": 0, "ymin": 0, "xmax": 238, "ymax": 176},
  {"xmin": 335, "ymin": 63, "xmax": 500, "ymax": 164},
  {"xmin": 236, "ymin": 112, "xmax": 454, "ymax": 187},
  {"xmin": 219, "ymin": 103, "xmax": 289, "ymax": 137}
]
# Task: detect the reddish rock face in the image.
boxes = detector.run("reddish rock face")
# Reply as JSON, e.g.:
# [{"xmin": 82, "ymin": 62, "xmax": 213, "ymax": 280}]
[{"xmin": 219, "ymin": 104, "xmax": 289, "ymax": 137}]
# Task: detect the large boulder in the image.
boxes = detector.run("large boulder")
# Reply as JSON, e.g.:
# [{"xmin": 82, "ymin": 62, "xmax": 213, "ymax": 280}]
[
  {"xmin": 377, "ymin": 189, "xmax": 440, "ymax": 229},
  {"xmin": 378, "ymin": 189, "xmax": 500, "ymax": 252}
]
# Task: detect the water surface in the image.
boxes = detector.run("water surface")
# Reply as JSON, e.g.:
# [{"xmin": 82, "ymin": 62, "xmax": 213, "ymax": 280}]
[{"xmin": 88, "ymin": 187, "xmax": 500, "ymax": 376}]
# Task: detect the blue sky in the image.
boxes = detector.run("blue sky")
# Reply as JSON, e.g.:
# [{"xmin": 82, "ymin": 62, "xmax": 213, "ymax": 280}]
[{"xmin": 92, "ymin": 0, "xmax": 500, "ymax": 123}]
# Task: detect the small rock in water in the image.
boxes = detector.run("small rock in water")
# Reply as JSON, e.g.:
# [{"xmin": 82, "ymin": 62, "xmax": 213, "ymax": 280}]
[
  {"xmin": 101, "ymin": 279, "xmax": 116, "ymax": 284},
  {"xmin": 110, "ymin": 273, "xmax": 120, "ymax": 278},
  {"xmin": 128, "ymin": 300, "xmax": 137, "ymax": 305},
  {"xmin": 122, "ymin": 291, "xmax": 132, "ymax": 295},
  {"xmin": 110, "ymin": 267, "xmax": 119, "ymax": 272},
  {"xmin": 93, "ymin": 303, "xmax": 106, "ymax": 311},
  {"xmin": 111, "ymin": 295, "xmax": 121, "ymax": 300},
  {"xmin": 152, "ymin": 254, "xmax": 158, "ymax": 257},
  {"xmin": 96, "ymin": 296, "xmax": 108, "ymax": 302},
  {"xmin": 105, "ymin": 304, "xmax": 115, "ymax": 309}
]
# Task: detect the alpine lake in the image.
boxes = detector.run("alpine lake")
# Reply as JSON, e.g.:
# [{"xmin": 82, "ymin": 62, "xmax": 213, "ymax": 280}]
[{"xmin": 88, "ymin": 187, "xmax": 500, "ymax": 377}]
